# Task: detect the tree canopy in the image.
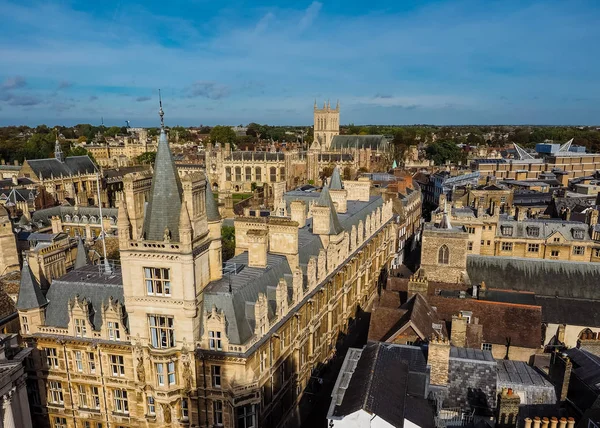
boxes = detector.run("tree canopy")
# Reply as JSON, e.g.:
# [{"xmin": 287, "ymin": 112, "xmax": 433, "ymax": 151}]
[
  {"xmin": 425, "ymin": 141, "xmax": 466, "ymax": 165},
  {"xmin": 210, "ymin": 126, "xmax": 237, "ymax": 146},
  {"xmin": 136, "ymin": 151, "xmax": 156, "ymax": 166}
]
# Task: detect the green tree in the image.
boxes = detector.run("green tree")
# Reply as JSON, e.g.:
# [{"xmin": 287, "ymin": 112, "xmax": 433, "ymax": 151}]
[
  {"xmin": 210, "ymin": 126, "xmax": 237, "ymax": 146},
  {"xmin": 68, "ymin": 146, "xmax": 97, "ymax": 164},
  {"xmin": 425, "ymin": 141, "xmax": 465, "ymax": 165},
  {"xmin": 221, "ymin": 226, "xmax": 236, "ymax": 262},
  {"xmin": 105, "ymin": 126, "xmax": 122, "ymax": 137},
  {"xmin": 136, "ymin": 151, "xmax": 157, "ymax": 165}
]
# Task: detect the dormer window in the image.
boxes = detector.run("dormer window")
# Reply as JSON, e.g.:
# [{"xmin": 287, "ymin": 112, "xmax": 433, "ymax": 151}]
[
  {"xmin": 108, "ymin": 321, "xmax": 121, "ymax": 341},
  {"xmin": 527, "ymin": 226, "xmax": 539, "ymax": 237},
  {"xmin": 572, "ymin": 229, "xmax": 585, "ymax": 239},
  {"xmin": 209, "ymin": 331, "xmax": 222, "ymax": 351},
  {"xmin": 75, "ymin": 318, "xmax": 87, "ymax": 338},
  {"xmin": 501, "ymin": 226, "xmax": 513, "ymax": 236}
]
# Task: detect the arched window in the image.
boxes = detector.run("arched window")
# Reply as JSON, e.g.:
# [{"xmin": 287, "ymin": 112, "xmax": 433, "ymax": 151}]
[
  {"xmin": 235, "ymin": 167, "xmax": 242, "ymax": 182},
  {"xmin": 225, "ymin": 167, "xmax": 232, "ymax": 181},
  {"xmin": 280, "ymin": 167, "xmax": 286, "ymax": 181},
  {"xmin": 255, "ymin": 167, "xmax": 262, "ymax": 182},
  {"xmin": 245, "ymin": 167, "xmax": 252, "ymax": 182},
  {"xmin": 438, "ymin": 245, "xmax": 449, "ymax": 265}
]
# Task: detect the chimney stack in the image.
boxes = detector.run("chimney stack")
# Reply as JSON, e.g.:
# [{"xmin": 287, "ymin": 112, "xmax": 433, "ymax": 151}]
[
  {"xmin": 451, "ymin": 313, "xmax": 468, "ymax": 348},
  {"xmin": 290, "ymin": 200, "xmax": 307, "ymax": 228},
  {"xmin": 247, "ymin": 229, "xmax": 268, "ymax": 268}
]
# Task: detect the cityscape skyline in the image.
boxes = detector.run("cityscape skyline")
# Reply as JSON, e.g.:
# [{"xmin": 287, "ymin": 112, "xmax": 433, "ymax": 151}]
[{"xmin": 1, "ymin": 0, "xmax": 599, "ymax": 126}]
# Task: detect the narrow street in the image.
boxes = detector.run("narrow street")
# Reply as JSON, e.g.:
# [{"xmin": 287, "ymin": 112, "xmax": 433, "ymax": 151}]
[{"xmin": 298, "ymin": 308, "xmax": 372, "ymax": 428}]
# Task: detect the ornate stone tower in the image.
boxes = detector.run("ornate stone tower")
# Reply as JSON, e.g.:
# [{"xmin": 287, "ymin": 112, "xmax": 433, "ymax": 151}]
[
  {"xmin": 313, "ymin": 99, "xmax": 340, "ymax": 149},
  {"xmin": 117, "ymin": 97, "xmax": 222, "ymax": 418}
]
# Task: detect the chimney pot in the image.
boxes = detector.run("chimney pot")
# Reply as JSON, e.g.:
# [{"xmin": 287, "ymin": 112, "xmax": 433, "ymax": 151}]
[
  {"xmin": 559, "ymin": 418, "xmax": 567, "ymax": 428},
  {"xmin": 534, "ymin": 417, "xmax": 542, "ymax": 428},
  {"xmin": 542, "ymin": 417, "xmax": 549, "ymax": 428},
  {"xmin": 550, "ymin": 417, "xmax": 558, "ymax": 428},
  {"xmin": 525, "ymin": 418, "xmax": 533, "ymax": 428},
  {"xmin": 566, "ymin": 418, "xmax": 575, "ymax": 428}
]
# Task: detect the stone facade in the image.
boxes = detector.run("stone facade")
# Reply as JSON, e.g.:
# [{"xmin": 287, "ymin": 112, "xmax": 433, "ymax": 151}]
[
  {"xmin": 420, "ymin": 226, "xmax": 469, "ymax": 283},
  {"xmin": 17, "ymin": 112, "xmax": 397, "ymax": 428},
  {"xmin": 313, "ymin": 100, "xmax": 340, "ymax": 149}
]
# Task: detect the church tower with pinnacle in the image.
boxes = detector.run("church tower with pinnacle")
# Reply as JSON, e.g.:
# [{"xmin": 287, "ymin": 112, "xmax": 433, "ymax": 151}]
[{"xmin": 313, "ymin": 99, "xmax": 340, "ymax": 149}]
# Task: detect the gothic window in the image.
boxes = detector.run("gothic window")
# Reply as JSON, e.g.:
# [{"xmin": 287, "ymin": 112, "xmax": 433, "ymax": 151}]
[
  {"xmin": 235, "ymin": 167, "xmax": 242, "ymax": 182},
  {"xmin": 438, "ymin": 245, "xmax": 449, "ymax": 265},
  {"xmin": 245, "ymin": 167, "xmax": 252, "ymax": 181},
  {"xmin": 255, "ymin": 167, "xmax": 262, "ymax": 181},
  {"xmin": 270, "ymin": 167, "xmax": 277, "ymax": 182},
  {"xmin": 225, "ymin": 167, "xmax": 232, "ymax": 181},
  {"xmin": 147, "ymin": 396, "xmax": 156, "ymax": 416},
  {"xmin": 280, "ymin": 167, "xmax": 286, "ymax": 181}
]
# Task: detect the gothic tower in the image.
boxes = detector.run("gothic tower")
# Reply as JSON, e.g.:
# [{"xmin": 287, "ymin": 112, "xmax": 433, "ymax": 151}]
[
  {"xmin": 313, "ymin": 99, "xmax": 340, "ymax": 149},
  {"xmin": 117, "ymin": 97, "xmax": 222, "ymax": 416}
]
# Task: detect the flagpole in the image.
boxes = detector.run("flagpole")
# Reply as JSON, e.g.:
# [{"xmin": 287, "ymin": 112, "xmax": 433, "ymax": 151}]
[{"xmin": 96, "ymin": 171, "xmax": 111, "ymax": 273}]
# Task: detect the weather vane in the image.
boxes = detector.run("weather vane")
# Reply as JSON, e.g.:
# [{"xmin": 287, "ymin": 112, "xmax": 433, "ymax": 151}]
[{"xmin": 158, "ymin": 89, "xmax": 164, "ymax": 128}]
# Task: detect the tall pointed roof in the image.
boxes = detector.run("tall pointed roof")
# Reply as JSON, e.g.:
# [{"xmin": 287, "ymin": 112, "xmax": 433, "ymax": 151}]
[
  {"xmin": 74, "ymin": 237, "xmax": 88, "ymax": 269},
  {"xmin": 205, "ymin": 182, "xmax": 221, "ymax": 222},
  {"xmin": 142, "ymin": 98, "xmax": 183, "ymax": 241},
  {"xmin": 55, "ymin": 130, "xmax": 64, "ymax": 163},
  {"xmin": 316, "ymin": 186, "xmax": 344, "ymax": 235},
  {"xmin": 16, "ymin": 259, "xmax": 48, "ymax": 310},
  {"xmin": 329, "ymin": 166, "xmax": 343, "ymax": 190}
]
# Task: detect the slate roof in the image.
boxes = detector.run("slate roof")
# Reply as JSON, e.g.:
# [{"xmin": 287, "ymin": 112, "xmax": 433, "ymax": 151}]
[
  {"xmin": 315, "ymin": 186, "xmax": 344, "ymax": 235},
  {"xmin": 450, "ymin": 347, "xmax": 495, "ymax": 362},
  {"xmin": 330, "ymin": 135, "xmax": 389, "ymax": 151},
  {"xmin": 565, "ymin": 348, "xmax": 600, "ymax": 393},
  {"xmin": 44, "ymin": 264, "xmax": 124, "ymax": 331},
  {"xmin": 74, "ymin": 237, "xmax": 88, "ymax": 269},
  {"xmin": 31, "ymin": 206, "xmax": 118, "ymax": 228},
  {"xmin": 205, "ymin": 181, "xmax": 221, "ymax": 221},
  {"xmin": 329, "ymin": 167, "xmax": 343, "ymax": 190},
  {"xmin": 537, "ymin": 296, "xmax": 600, "ymax": 327},
  {"xmin": 332, "ymin": 342, "xmax": 433, "ymax": 428},
  {"xmin": 16, "ymin": 261, "xmax": 47, "ymax": 310},
  {"xmin": 467, "ymin": 255, "xmax": 600, "ymax": 300},
  {"xmin": 142, "ymin": 128, "xmax": 183, "ymax": 241},
  {"xmin": 203, "ymin": 195, "xmax": 385, "ymax": 345},
  {"xmin": 25, "ymin": 156, "xmax": 96, "ymax": 179},
  {"xmin": 496, "ymin": 359, "xmax": 553, "ymax": 387},
  {"xmin": 496, "ymin": 219, "xmax": 591, "ymax": 241}
]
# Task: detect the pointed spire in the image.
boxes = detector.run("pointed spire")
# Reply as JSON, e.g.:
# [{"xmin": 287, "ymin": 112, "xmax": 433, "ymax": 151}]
[
  {"xmin": 336, "ymin": 99, "xmax": 340, "ymax": 110},
  {"xmin": 327, "ymin": 99, "xmax": 331, "ymax": 109},
  {"xmin": 159, "ymin": 89, "xmax": 165, "ymax": 129},
  {"xmin": 17, "ymin": 257, "xmax": 48, "ymax": 310},
  {"xmin": 439, "ymin": 200, "xmax": 453, "ymax": 229},
  {"xmin": 317, "ymin": 186, "xmax": 344, "ymax": 235},
  {"xmin": 329, "ymin": 166, "xmax": 343, "ymax": 190},
  {"xmin": 323, "ymin": 101, "xmax": 326, "ymax": 109},
  {"xmin": 205, "ymin": 182, "xmax": 221, "ymax": 222},
  {"xmin": 55, "ymin": 129, "xmax": 64, "ymax": 163},
  {"xmin": 74, "ymin": 237, "xmax": 89, "ymax": 269},
  {"xmin": 142, "ymin": 94, "xmax": 183, "ymax": 241},
  {"xmin": 314, "ymin": 99, "xmax": 317, "ymax": 109}
]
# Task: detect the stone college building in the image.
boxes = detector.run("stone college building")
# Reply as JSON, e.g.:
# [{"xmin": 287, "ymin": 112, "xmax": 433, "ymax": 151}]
[{"xmin": 17, "ymin": 105, "xmax": 397, "ymax": 428}]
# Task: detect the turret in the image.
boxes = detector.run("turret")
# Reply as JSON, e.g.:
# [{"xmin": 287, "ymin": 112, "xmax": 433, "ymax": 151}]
[
  {"xmin": 16, "ymin": 258, "xmax": 48, "ymax": 335},
  {"xmin": 179, "ymin": 203, "xmax": 192, "ymax": 252}
]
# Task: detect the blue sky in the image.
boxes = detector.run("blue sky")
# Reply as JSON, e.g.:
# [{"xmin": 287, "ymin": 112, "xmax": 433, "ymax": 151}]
[{"xmin": 0, "ymin": 0, "xmax": 599, "ymax": 126}]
